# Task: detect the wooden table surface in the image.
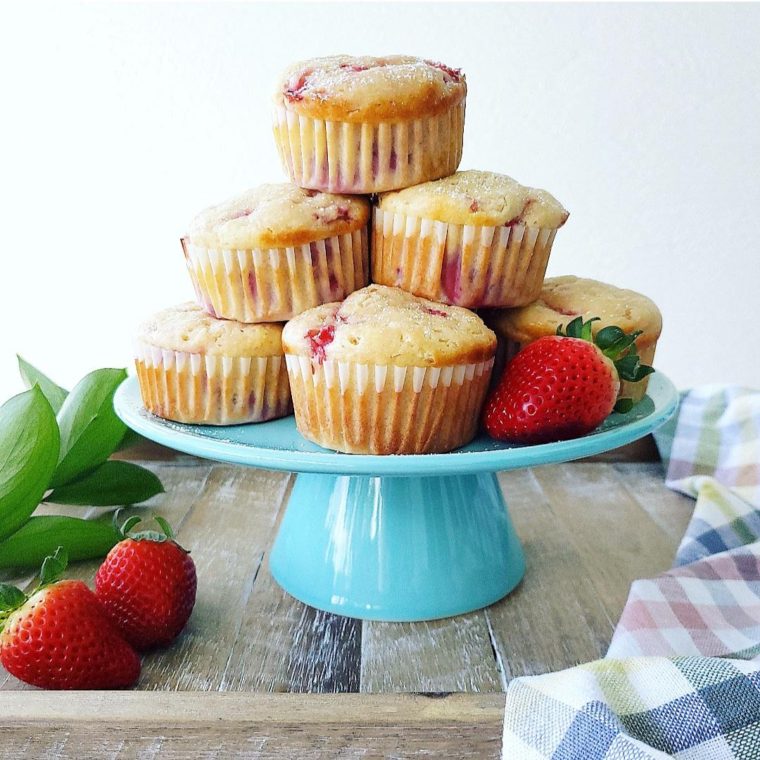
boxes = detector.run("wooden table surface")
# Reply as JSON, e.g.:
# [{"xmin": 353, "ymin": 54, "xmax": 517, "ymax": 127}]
[{"xmin": 0, "ymin": 441, "xmax": 694, "ymax": 758}]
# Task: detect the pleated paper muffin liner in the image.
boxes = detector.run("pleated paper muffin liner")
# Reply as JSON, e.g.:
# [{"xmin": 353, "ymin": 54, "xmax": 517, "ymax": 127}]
[
  {"xmin": 372, "ymin": 208, "xmax": 559, "ymax": 309},
  {"xmin": 284, "ymin": 354, "xmax": 494, "ymax": 454},
  {"xmin": 272, "ymin": 102, "xmax": 465, "ymax": 194},
  {"xmin": 182, "ymin": 228, "xmax": 368, "ymax": 324},
  {"xmin": 134, "ymin": 342, "xmax": 292, "ymax": 425},
  {"xmin": 499, "ymin": 337, "xmax": 658, "ymax": 403}
]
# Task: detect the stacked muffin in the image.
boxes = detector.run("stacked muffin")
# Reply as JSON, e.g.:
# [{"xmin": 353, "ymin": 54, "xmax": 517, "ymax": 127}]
[{"xmin": 136, "ymin": 54, "xmax": 661, "ymax": 453}]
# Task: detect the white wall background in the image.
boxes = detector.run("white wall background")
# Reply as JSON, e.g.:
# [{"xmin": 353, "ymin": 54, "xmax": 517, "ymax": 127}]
[{"xmin": 2, "ymin": 2, "xmax": 759, "ymax": 400}]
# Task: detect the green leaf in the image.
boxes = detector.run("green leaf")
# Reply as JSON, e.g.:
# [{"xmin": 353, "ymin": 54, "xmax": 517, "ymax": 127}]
[
  {"xmin": 52, "ymin": 368, "xmax": 128, "ymax": 488},
  {"xmin": 595, "ymin": 326, "xmax": 626, "ymax": 350},
  {"xmin": 0, "ymin": 515, "xmax": 121, "ymax": 570},
  {"xmin": 565, "ymin": 316, "xmax": 585, "ymax": 338},
  {"xmin": 614, "ymin": 354, "xmax": 642, "ymax": 382},
  {"xmin": 0, "ymin": 582, "xmax": 27, "ymax": 629},
  {"xmin": 631, "ymin": 364, "xmax": 656, "ymax": 383},
  {"xmin": 47, "ymin": 461, "xmax": 163, "ymax": 507},
  {"xmin": 602, "ymin": 332, "xmax": 642, "ymax": 361},
  {"xmin": 614, "ymin": 398, "xmax": 635, "ymax": 414},
  {"xmin": 38, "ymin": 546, "xmax": 68, "ymax": 588},
  {"xmin": 17, "ymin": 355, "xmax": 69, "ymax": 414},
  {"xmin": 0, "ymin": 387, "xmax": 60, "ymax": 542},
  {"xmin": 118, "ymin": 514, "xmax": 143, "ymax": 537},
  {"xmin": 0, "ymin": 584, "xmax": 26, "ymax": 612},
  {"xmin": 129, "ymin": 514, "xmax": 174, "ymax": 543},
  {"xmin": 153, "ymin": 516, "xmax": 174, "ymax": 540},
  {"xmin": 615, "ymin": 355, "xmax": 655, "ymax": 383},
  {"xmin": 579, "ymin": 318, "xmax": 596, "ymax": 342}
]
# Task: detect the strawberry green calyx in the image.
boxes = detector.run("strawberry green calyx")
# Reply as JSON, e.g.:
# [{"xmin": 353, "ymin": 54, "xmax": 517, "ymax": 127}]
[
  {"xmin": 557, "ymin": 316, "xmax": 654, "ymax": 410},
  {"xmin": 114, "ymin": 512, "xmax": 180, "ymax": 546},
  {"xmin": 38, "ymin": 546, "xmax": 68, "ymax": 588},
  {"xmin": 0, "ymin": 584, "xmax": 27, "ymax": 630},
  {"xmin": 0, "ymin": 546, "xmax": 68, "ymax": 630}
]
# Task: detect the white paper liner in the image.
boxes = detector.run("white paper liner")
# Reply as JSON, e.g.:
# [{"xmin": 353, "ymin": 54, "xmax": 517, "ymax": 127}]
[
  {"xmin": 272, "ymin": 101, "xmax": 465, "ymax": 193},
  {"xmin": 372, "ymin": 207, "xmax": 560, "ymax": 308},
  {"xmin": 134, "ymin": 342, "xmax": 292, "ymax": 425},
  {"xmin": 284, "ymin": 354, "xmax": 494, "ymax": 454},
  {"xmin": 183, "ymin": 228, "xmax": 368, "ymax": 323}
]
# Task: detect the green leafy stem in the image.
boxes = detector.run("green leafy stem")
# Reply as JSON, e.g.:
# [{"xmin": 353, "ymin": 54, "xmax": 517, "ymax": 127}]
[{"xmin": 0, "ymin": 358, "xmax": 163, "ymax": 569}]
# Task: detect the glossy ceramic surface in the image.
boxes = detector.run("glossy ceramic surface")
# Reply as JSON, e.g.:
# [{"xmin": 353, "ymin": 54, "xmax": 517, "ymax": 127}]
[
  {"xmin": 114, "ymin": 372, "xmax": 678, "ymax": 477},
  {"xmin": 114, "ymin": 372, "xmax": 678, "ymax": 621},
  {"xmin": 269, "ymin": 472, "xmax": 525, "ymax": 621}
]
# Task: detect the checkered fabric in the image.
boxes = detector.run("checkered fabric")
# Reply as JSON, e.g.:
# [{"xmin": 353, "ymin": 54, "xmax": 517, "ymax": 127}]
[
  {"xmin": 503, "ymin": 657, "xmax": 760, "ymax": 759},
  {"xmin": 502, "ymin": 386, "xmax": 760, "ymax": 759},
  {"xmin": 610, "ymin": 386, "xmax": 760, "ymax": 659}
]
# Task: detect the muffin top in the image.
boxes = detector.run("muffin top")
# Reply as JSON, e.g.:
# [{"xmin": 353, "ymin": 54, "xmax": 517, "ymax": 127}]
[
  {"xmin": 186, "ymin": 184, "xmax": 370, "ymax": 250},
  {"xmin": 274, "ymin": 55, "xmax": 466, "ymax": 123},
  {"xmin": 138, "ymin": 303, "xmax": 285, "ymax": 357},
  {"xmin": 378, "ymin": 170, "xmax": 569, "ymax": 228},
  {"xmin": 488, "ymin": 276, "xmax": 662, "ymax": 345},
  {"xmin": 283, "ymin": 285, "xmax": 496, "ymax": 366}
]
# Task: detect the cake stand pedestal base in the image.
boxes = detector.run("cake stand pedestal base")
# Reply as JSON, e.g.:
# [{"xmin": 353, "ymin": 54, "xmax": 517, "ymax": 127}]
[{"xmin": 269, "ymin": 472, "xmax": 525, "ymax": 622}]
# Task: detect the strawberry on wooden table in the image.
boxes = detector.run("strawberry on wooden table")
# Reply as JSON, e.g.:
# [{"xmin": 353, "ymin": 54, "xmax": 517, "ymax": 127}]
[
  {"xmin": 482, "ymin": 316, "xmax": 654, "ymax": 445},
  {"xmin": 95, "ymin": 516, "xmax": 196, "ymax": 651},
  {"xmin": 0, "ymin": 548, "xmax": 140, "ymax": 689}
]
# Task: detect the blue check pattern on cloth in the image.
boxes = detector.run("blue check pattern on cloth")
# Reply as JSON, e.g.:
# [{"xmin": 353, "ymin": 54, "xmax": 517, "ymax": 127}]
[{"xmin": 502, "ymin": 386, "xmax": 760, "ymax": 759}]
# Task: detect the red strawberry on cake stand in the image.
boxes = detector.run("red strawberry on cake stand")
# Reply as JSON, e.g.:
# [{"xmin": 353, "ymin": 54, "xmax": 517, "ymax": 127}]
[{"xmin": 113, "ymin": 366, "xmax": 677, "ymax": 622}]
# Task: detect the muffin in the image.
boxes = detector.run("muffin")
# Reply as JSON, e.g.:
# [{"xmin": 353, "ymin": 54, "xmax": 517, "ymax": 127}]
[
  {"xmin": 135, "ymin": 303, "xmax": 292, "ymax": 425},
  {"xmin": 272, "ymin": 55, "xmax": 466, "ymax": 193},
  {"xmin": 373, "ymin": 170, "xmax": 569, "ymax": 308},
  {"xmin": 282, "ymin": 284, "xmax": 496, "ymax": 454},
  {"xmin": 487, "ymin": 276, "xmax": 662, "ymax": 402},
  {"xmin": 183, "ymin": 184, "xmax": 370, "ymax": 323}
]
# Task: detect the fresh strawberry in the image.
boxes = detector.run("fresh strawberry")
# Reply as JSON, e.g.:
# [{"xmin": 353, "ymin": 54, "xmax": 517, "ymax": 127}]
[
  {"xmin": 483, "ymin": 316, "xmax": 654, "ymax": 444},
  {"xmin": 0, "ymin": 548, "xmax": 140, "ymax": 689},
  {"xmin": 95, "ymin": 516, "xmax": 196, "ymax": 651}
]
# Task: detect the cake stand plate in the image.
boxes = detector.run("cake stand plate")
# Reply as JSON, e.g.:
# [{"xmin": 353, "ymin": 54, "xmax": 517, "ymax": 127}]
[{"xmin": 114, "ymin": 372, "xmax": 678, "ymax": 621}]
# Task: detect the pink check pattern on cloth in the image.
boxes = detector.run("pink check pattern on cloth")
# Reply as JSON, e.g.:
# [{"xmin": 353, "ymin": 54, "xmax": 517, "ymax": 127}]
[
  {"xmin": 502, "ymin": 386, "xmax": 760, "ymax": 759},
  {"xmin": 608, "ymin": 385, "xmax": 760, "ymax": 659}
]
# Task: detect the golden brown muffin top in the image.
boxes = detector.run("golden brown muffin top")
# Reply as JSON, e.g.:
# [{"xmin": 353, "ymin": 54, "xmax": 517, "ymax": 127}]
[
  {"xmin": 138, "ymin": 303, "xmax": 285, "ymax": 357},
  {"xmin": 283, "ymin": 285, "xmax": 496, "ymax": 367},
  {"xmin": 186, "ymin": 184, "xmax": 369, "ymax": 250},
  {"xmin": 488, "ymin": 276, "xmax": 662, "ymax": 345},
  {"xmin": 378, "ymin": 170, "xmax": 569, "ymax": 228},
  {"xmin": 274, "ymin": 55, "xmax": 466, "ymax": 123}
]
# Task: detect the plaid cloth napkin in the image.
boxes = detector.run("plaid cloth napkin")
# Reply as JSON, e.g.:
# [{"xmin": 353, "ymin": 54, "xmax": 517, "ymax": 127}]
[{"xmin": 502, "ymin": 386, "xmax": 760, "ymax": 759}]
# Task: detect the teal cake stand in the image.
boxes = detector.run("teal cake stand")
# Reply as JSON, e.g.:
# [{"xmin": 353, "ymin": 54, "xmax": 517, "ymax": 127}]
[{"xmin": 114, "ymin": 372, "xmax": 678, "ymax": 622}]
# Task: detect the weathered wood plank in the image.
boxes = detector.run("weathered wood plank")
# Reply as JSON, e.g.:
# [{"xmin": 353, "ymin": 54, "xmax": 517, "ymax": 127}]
[
  {"xmin": 0, "ymin": 693, "xmax": 504, "ymax": 759},
  {"xmin": 223, "ymin": 560, "xmax": 362, "ymax": 693},
  {"xmin": 0, "ymin": 690, "xmax": 505, "ymax": 723},
  {"xmin": 139, "ymin": 466, "xmax": 292, "ymax": 691},
  {"xmin": 360, "ymin": 614, "xmax": 503, "ymax": 693},
  {"xmin": 531, "ymin": 462, "xmax": 679, "ymax": 623},
  {"xmin": 612, "ymin": 462, "xmax": 694, "ymax": 546},
  {"xmin": 222, "ymin": 474, "xmax": 362, "ymax": 694},
  {"xmin": 486, "ymin": 468, "xmax": 620, "ymax": 681},
  {"xmin": 285, "ymin": 605, "xmax": 362, "ymax": 694},
  {"xmin": 1, "ymin": 460, "xmax": 691, "ymax": 697}
]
